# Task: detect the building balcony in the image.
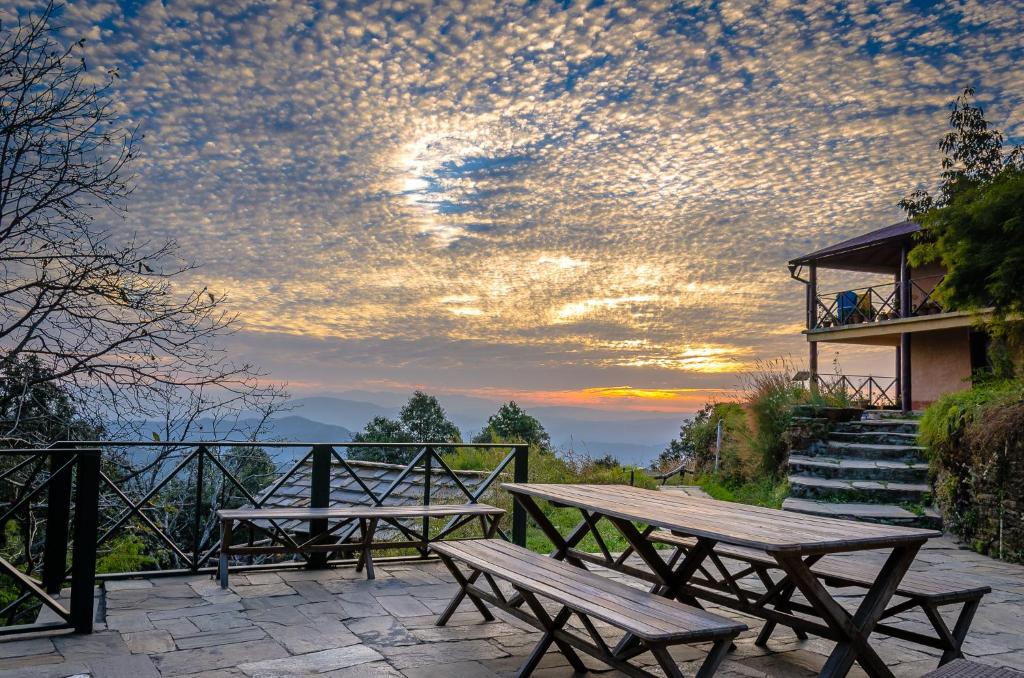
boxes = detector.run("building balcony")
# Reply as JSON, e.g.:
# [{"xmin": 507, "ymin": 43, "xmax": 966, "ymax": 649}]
[{"xmin": 813, "ymin": 275, "xmax": 945, "ymax": 330}]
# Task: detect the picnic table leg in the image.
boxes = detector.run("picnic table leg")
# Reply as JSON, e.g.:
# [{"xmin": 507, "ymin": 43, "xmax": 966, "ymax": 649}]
[
  {"xmin": 754, "ymin": 576, "xmax": 808, "ymax": 645},
  {"xmin": 479, "ymin": 514, "xmax": 502, "ymax": 538},
  {"xmin": 219, "ymin": 518, "xmax": 231, "ymax": 589},
  {"xmin": 927, "ymin": 597, "xmax": 980, "ymax": 665},
  {"xmin": 607, "ymin": 518, "xmax": 711, "ymax": 603},
  {"xmin": 650, "ymin": 645, "xmax": 685, "ymax": 678},
  {"xmin": 606, "ymin": 517, "xmax": 716, "ymax": 658},
  {"xmin": 514, "ymin": 494, "xmax": 589, "ymax": 566},
  {"xmin": 434, "ymin": 552, "xmax": 495, "ymax": 624},
  {"xmin": 515, "ymin": 589, "xmax": 588, "ymax": 676},
  {"xmin": 505, "ymin": 493, "xmax": 590, "ymax": 609},
  {"xmin": 356, "ymin": 517, "xmax": 379, "ymax": 580},
  {"xmin": 944, "ymin": 597, "xmax": 981, "ymax": 665},
  {"xmin": 695, "ymin": 638, "xmax": 735, "ymax": 678},
  {"xmin": 777, "ymin": 542, "xmax": 922, "ymax": 678}
]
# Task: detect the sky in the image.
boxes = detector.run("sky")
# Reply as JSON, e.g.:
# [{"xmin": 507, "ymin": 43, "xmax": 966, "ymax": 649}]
[{"xmin": 11, "ymin": 0, "xmax": 1024, "ymax": 414}]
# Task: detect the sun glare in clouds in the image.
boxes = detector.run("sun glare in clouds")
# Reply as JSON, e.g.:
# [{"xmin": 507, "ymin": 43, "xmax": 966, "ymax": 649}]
[{"xmin": 59, "ymin": 0, "xmax": 1024, "ymax": 410}]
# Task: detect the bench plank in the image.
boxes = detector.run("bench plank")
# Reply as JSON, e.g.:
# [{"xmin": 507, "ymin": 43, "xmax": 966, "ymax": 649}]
[
  {"xmin": 432, "ymin": 538, "xmax": 745, "ymax": 642},
  {"xmin": 218, "ymin": 504, "xmax": 504, "ymax": 521}
]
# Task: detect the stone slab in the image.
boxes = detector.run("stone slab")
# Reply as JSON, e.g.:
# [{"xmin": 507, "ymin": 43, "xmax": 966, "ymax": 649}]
[{"xmin": 237, "ymin": 645, "xmax": 384, "ymax": 676}]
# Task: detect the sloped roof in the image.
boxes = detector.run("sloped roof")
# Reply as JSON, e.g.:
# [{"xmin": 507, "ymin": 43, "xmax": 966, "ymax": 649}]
[
  {"xmin": 261, "ymin": 458, "xmax": 493, "ymax": 509},
  {"xmin": 789, "ymin": 220, "xmax": 921, "ymax": 273}
]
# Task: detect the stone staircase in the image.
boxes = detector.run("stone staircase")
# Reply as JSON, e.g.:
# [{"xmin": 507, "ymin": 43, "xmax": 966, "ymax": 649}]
[{"xmin": 782, "ymin": 410, "xmax": 942, "ymax": 529}]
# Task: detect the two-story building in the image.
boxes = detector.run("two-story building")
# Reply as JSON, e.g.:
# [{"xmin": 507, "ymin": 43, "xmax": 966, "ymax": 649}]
[{"xmin": 788, "ymin": 220, "xmax": 990, "ymax": 411}]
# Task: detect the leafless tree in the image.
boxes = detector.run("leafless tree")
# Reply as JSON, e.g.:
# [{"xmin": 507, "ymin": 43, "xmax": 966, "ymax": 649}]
[{"xmin": 0, "ymin": 2, "xmax": 286, "ymax": 429}]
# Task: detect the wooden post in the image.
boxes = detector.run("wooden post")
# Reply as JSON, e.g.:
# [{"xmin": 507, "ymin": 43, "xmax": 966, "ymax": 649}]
[
  {"xmin": 512, "ymin": 445, "xmax": 529, "ymax": 546},
  {"xmin": 422, "ymin": 446, "xmax": 432, "ymax": 554},
  {"xmin": 899, "ymin": 246, "xmax": 912, "ymax": 411},
  {"xmin": 895, "ymin": 344, "xmax": 902, "ymax": 409},
  {"xmin": 192, "ymin": 446, "xmax": 206, "ymax": 571},
  {"xmin": 808, "ymin": 265, "xmax": 819, "ymax": 393},
  {"xmin": 308, "ymin": 445, "xmax": 331, "ymax": 568},
  {"xmin": 807, "ymin": 264, "xmax": 818, "ymax": 329}
]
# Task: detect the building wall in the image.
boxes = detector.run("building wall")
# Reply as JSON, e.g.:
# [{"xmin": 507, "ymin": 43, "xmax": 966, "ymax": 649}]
[{"xmin": 910, "ymin": 327, "xmax": 972, "ymax": 408}]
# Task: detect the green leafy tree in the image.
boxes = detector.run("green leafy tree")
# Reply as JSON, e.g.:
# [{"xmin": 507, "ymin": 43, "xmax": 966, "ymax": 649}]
[
  {"xmin": 900, "ymin": 87, "xmax": 1024, "ymax": 372},
  {"xmin": 473, "ymin": 401, "xmax": 551, "ymax": 451},
  {"xmin": 400, "ymin": 391, "xmax": 461, "ymax": 443},
  {"xmin": 350, "ymin": 392, "xmax": 460, "ymax": 464},
  {"xmin": 900, "ymin": 87, "xmax": 1022, "ymax": 217},
  {"xmin": 350, "ymin": 415, "xmax": 414, "ymax": 464},
  {"xmin": 655, "ymin": 403, "xmax": 719, "ymax": 473}
]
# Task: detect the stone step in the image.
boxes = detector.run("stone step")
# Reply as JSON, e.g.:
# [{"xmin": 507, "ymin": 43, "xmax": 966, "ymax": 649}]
[
  {"xmin": 782, "ymin": 498, "xmax": 942, "ymax": 530},
  {"xmin": 787, "ymin": 455, "xmax": 929, "ymax": 483},
  {"xmin": 861, "ymin": 410, "xmax": 922, "ymax": 421},
  {"xmin": 828, "ymin": 430, "xmax": 919, "ymax": 446},
  {"xmin": 811, "ymin": 440, "xmax": 927, "ymax": 462},
  {"xmin": 838, "ymin": 420, "xmax": 921, "ymax": 435},
  {"xmin": 787, "ymin": 474, "xmax": 932, "ymax": 503}
]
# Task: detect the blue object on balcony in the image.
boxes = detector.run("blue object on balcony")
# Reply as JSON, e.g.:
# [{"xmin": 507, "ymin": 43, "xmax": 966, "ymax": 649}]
[{"xmin": 837, "ymin": 290, "xmax": 858, "ymax": 323}]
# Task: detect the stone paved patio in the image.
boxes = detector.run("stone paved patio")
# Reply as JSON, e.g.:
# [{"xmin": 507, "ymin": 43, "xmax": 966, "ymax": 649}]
[{"xmin": 1, "ymin": 537, "xmax": 1022, "ymax": 677}]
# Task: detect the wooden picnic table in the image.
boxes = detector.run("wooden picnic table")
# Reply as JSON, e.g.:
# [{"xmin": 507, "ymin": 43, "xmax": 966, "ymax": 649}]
[
  {"xmin": 503, "ymin": 483, "xmax": 942, "ymax": 678},
  {"xmin": 217, "ymin": 504, "xmax": 504, "ymax": 586}
]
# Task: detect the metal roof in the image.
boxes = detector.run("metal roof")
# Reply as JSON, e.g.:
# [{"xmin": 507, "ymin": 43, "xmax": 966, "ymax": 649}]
[{"xmin": 789, "ymin": 220, "xmax": 921, "ymax": 273}]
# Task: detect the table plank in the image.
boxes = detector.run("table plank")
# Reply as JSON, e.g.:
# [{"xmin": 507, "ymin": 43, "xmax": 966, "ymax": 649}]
[
  {"xmin": 503, "ymin": 484, "xmax": 939, "ymax": 554},
  {"xmin": 217, "ymin": 504, "xmax": 504, "ymax": 521}
]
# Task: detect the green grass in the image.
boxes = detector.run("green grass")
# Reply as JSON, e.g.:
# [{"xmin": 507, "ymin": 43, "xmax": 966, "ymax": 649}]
[
  {"xmin": 691, "ymin": 474, "xmax": 789, "ymax": 509},
  {"xmin": 524, "ymin": 502, "xmax": 636, "ymax": 554}
]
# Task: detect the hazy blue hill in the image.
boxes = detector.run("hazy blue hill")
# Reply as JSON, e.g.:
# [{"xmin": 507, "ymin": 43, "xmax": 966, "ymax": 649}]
[
  {"xmin": 261, "ymin": 415, "xmax": 354, "ymax": 442},
  {"xmin": 284, "ymin": 393, "xmax": 684, "ymax": 467},
  {"xmin": 285, "ymin": 396, "xmax": 398, "ymax": 432},
  {"xmin": 133, "ymin": 415, "xmax": 353, "ymax": 443}
]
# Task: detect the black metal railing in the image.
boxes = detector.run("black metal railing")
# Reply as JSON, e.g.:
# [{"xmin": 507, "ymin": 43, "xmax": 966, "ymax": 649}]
[
  {"xmin": 82, "ymin": 442, "xmax": 522, "ymax": 568},
  {"xmin": 814, "ymin": 374, "xmax": 898, "ymax": 409},
  {"xmin": 0, "ymin": 447, "xmax": 100, "ymax": 636},
  {"xmin": 0, "ymin": 441, "xmax": 526, "ymax": 636},
  {"xmin": 813, "ymin": 275, "xmax": 945, "ymax": 328}
]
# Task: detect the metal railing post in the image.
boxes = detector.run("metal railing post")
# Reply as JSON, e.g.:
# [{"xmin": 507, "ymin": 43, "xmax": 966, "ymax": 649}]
[
  {"xmin": 70, "ymin": 449, "xmax": 100, "ymax": 633},
  {"xmin": 512, "ymin": 444, "xmax": 529, "ymax": 547},
  {"xmin": 192, "ymin": 446, "xmax": 206, "ymax": 571},
  {"xmin": 308, "ymin": 445, "xmax": 331, "ymax": 568},
  {"xmin": 422, "ymin": 446, "xmax": 432, "ymax": 554},
  {"xmin": 43, "ymin": 444, "xmax": 73, "ymax": 594}
]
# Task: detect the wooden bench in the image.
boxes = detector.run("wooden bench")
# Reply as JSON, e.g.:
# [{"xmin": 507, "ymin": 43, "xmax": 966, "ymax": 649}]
[
  {"xmin": 924, "ymin": 659, "xmax": 1023, "ymax": 677},
  {"xmin": 217, "ymin": 504, "xmax": 503, "ymax": 587},
  {"xmin": 650, "ymin": 531, "xmax": 990, "ymax": 666},
  {"xmin": 431, "ymin": 538, "xmax": 746, "ymax": 678}
]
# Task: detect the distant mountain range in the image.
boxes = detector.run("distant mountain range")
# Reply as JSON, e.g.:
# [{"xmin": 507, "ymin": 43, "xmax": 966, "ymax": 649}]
[
  {"xmin": 133, "ymin": 393, "xmax": 684, "ymax": 466},
  {"xmin": 259, "ymin": 415, "xmax": 354, "ymax": 442},
  {"xmin": 272, "ymin": 393, "xmax": 684, "ymax": 466},
  {"xmin": 132, "ymin": 393, "xmax": 684, "ymax": 467}
]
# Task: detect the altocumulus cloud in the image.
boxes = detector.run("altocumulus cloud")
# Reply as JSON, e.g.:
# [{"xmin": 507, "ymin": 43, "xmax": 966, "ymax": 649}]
[{"xmin": 5, "ymin": 0, "xmax": 1021, "ymax": 408}]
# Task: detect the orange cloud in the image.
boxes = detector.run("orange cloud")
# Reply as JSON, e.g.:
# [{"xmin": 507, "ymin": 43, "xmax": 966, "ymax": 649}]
[{"xmin": 437, "ymin": 384, "xmax": 738, "ymax": 413}]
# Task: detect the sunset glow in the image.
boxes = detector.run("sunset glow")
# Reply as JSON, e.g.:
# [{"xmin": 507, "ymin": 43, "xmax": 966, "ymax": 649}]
[{"xmin": 38, "ymin": 0, "xmax": 1023, "ymax": 414}]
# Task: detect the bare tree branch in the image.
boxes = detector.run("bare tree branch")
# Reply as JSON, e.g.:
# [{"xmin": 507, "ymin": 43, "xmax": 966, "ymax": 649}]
[{"xmin": 0, "ymin": 3, "xmax": 287, "ymax": 431}]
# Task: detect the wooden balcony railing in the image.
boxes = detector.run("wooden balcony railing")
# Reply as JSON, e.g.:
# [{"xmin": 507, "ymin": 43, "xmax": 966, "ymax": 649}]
[{"xmin": 813, "ymin": 275, "xmax": 945, "ymax": 328}]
